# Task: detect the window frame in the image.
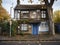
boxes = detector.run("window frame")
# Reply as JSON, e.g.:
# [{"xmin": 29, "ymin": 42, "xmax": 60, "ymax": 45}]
[
  {"xmin": 30, "ymin": 11, "xmax": 37, "ymax": 19},
  {"xmin": 20, "ymin": 24, "xmax": 28, "ymax": 31},
  {"xmin": 40, "ymin": 10, "xmax": 47, "ymax": 19},
  {"xmin": 21, "ymin": 11, "xmax": 29, "ymax": 19}
]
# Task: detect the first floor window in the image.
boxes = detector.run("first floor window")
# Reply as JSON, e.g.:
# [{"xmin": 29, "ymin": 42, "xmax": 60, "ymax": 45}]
[
  {"xmin": 40, "ymin": 21, "xmax": 48, "ymax": 29},
  {"xmin": 21, "ymin": 24, "xmax": 28, "ymax": 31}
]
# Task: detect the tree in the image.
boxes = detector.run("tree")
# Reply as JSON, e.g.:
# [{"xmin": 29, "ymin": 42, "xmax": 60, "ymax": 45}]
[
  {"xmin": 11, "ymin": 20, "xmax": 18, "ymax": 36},
  {"xmin": 0, "ymin": 0, "xmax": 10, "ymax": 35},
  {"xmin": 53, "ymin": 10, "xmax": 60, "ymax": 23},
  {"xmin": 0, "ymin": 5, "xmax": 10, "ymax": 22}
]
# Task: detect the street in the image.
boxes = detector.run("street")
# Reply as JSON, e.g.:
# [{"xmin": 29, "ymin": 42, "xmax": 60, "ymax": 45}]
[{"xmin": 0, "ymin": 41, "xmax": 60, "ymax": 45}]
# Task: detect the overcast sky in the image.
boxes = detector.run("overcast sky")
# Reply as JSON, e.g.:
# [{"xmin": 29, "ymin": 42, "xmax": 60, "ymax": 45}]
[{"xmin": 2, "ymin": 0, "xmax": 60, "ymax": 18}]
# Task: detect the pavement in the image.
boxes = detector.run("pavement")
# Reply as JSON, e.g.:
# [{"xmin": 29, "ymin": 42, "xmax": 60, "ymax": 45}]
[
  {"xmin": 0, "ymin": 34, "xmax": 60, "ymax": 41},
  {"xmin": 0, "ymin": 41, "xmax": 60, "ymax": 45}
]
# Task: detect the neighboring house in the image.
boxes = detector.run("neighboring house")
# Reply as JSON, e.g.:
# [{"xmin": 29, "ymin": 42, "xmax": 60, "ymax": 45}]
[{"xmin": 14, "ymin": 0, "xmax": 55, "ymax": 35}]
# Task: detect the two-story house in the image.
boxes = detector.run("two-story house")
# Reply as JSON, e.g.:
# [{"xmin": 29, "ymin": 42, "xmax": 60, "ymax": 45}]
[{"xmin": 14, "ymin": 0, "xmax": 55, "ymax": 35}]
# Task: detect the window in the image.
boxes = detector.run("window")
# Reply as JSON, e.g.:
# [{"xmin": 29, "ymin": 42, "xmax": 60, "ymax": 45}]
[
  {"xmin": 41, "ymin": 21, "xmax": 48, "ymax": 27},
  {"xmin": 22, "ymin": 13, "xmax": 29, "ymax": 18},
  {"xmin": 21, "ymin": 11, "xmax": 29, "ymax": 18},
  {"xmin": 30, "ymin": 11, "xmax": 37, "ymax": 19},
  {"xmin": 17, "ymin": 12, "xmax": 20, "ymax": 20},
  {"xmin": 21, "ymin": 24, "xmax": 28, "ymax": 31},
  {"xmin": 41, "ymin": 11, "xmax": 46, "ymax": 18},
  {"xmin": 39, "ymin": 21, "xmax": 49, "ymax": 32},
  {"xmin": 15, "ymin": 10, "xmax": 20, "ymax": 20},
  {"xmin": 21, "ymin": 11, "xmax": 29, "ymax": 13},
  {"xmin": 15, "ymin": 10, "xmax": 18, "ymax": 19}
]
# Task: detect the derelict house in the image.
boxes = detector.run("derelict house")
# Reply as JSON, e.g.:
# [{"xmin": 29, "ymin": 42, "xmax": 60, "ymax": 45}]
[{"xmin": 14, "ymin": 0, "xmax": 55, "ymax": 35}]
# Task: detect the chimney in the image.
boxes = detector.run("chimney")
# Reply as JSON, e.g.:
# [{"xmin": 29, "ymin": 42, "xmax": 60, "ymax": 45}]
[{"xmin": 17, "ymin": 0, "xmax": 20, "ymax": 5}]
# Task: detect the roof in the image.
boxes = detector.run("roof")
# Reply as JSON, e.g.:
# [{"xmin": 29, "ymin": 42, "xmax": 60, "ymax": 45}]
[{"xmin": 14, "ymin": 4, "xmax": 47, "ymax": 10}]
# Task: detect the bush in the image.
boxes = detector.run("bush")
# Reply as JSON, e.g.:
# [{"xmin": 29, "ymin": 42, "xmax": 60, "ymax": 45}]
[
  {"xmin": 11, "ymin": 20, "xmax": 18, "ymax": 36},
  {"xmin": 1, "ymin": 21, "xmax": 10, "ymax": 35},
  {"xmin": 20, "ymin": 31, "xmax": 24, "ymax": 36},
  {"xmin": 0, "ymin": 20, "xmax": 18, "ymax": 36}
]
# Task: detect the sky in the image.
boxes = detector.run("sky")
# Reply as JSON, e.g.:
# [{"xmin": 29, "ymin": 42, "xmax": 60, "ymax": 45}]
[{"xmin": 2, "ymin": 0, "xmax": 60, "ymax": 18}]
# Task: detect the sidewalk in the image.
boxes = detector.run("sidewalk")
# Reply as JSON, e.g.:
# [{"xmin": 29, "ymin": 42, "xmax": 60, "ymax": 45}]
[{"xmin": 0, "ymin": 34, "xmax": 60, "ymax": 41}]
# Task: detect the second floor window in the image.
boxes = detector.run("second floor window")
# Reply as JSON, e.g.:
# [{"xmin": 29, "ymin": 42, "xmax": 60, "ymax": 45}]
[
  {"xmin": 41, "ymin": 11, "xmax": 46, "ymax": 18},
  {"xmin": 21, "ymin": 11, "xmax": 29, "ymax": 18},
  {"xmin": 30, "ymin": 11, "xmax": 37, "ymax": 19},
  {"xmin": 21, "ymin": 11, "xmax": 29, "ymax": 13}
]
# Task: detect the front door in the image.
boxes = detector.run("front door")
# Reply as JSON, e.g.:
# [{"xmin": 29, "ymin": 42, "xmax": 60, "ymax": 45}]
[{"xmin": 32, "ymin": 24, "xmax": 39, "ymax": 35}]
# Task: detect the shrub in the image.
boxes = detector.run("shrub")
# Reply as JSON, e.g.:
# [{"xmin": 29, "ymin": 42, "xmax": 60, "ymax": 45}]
[
  {"xmin": 1, "ymin": 21, "xmax": 10, "ymax": 35},
  {"xmin": 11, "ymin": 20, "xmax": 18, "ymax": 36}
]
